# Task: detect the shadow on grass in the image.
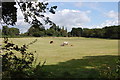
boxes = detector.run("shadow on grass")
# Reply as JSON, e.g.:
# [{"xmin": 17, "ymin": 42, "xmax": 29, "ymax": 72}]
[{"xmin": 36, "ymin": 55, "xmax": 119, "ymax": 79}]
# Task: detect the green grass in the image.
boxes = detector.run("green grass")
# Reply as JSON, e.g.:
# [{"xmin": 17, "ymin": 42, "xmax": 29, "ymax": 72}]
[
  {"xmin": 42, "ymin": 55, "xmax": 118, "ymax": 78},
  {"xmin": 3, "ymin": 37, "xmax": 118, "ymax": 78},
  {"xmin": 7, "ymin": 37, "xmax": 118, "ymax": 65}
]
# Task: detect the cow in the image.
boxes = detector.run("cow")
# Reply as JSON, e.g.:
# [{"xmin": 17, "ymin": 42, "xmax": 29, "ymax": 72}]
[
  {"xmin": 60, "ymin": 41, "xmax": 69, "ymax": 46},
  {"xmin": 63, "ymin": 41, "xmax": 68, "ymax": 45},
  {"xmin": 50, "ymin": 40, "xmax": 54, "ymax": 44}
]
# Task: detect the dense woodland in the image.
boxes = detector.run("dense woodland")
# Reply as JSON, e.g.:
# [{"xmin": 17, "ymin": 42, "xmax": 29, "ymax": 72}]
[{"xmin": 1, "ymin": 25, "xmax": 120, "ymax": 39}]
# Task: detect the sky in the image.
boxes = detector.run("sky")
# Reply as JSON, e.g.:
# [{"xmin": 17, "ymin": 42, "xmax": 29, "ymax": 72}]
[{"xmin": 4, "ymin": 1, "xmax": 118, "ymax": 33}]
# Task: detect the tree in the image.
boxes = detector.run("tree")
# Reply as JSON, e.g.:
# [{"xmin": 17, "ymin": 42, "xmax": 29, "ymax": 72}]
[
  {"xmin": 2, "ymin": 26, "xmax": 9, "ymax": 35},
  {"xmin": 60, "ymin": 27, "xmax": 68, "ymax": 37},
  {"xmin": 89, "ymin": 29, "xmax": 102, "ymax": 38},
  {"xmin": 2, "ymin": 2, "xmax": 17, "ymax": 25},
  {"xmin": 71, "ymin": 27, "xmax": 82, "ymax": 37},
  {"xmin": 27, "ymin": 24, "xmax": 45, "ymax": 37},
  {"xmin": 68, "ymin": 32, "xmax": 72, "ymax": 37},
  {"xmin": 1, "ymin": 1, "xmax": 57, "ymax": 27},
  {"xmin": 2, "ymin": 26, "xmax": 20, "ymax": 37},
  {"xmin": 33, "ymin": 31, "xmax": 45, "ymax": 37},
  {"xmin": 81, "ymin": 25, "xmax": 120, "ymax": 39},
  {"xmin": 9, "ymin": 27, "xmax": 20, "ymax": 36},
  {"xmin": 46, "ymin": 28, "xmax": 56, "ymax": 36}
]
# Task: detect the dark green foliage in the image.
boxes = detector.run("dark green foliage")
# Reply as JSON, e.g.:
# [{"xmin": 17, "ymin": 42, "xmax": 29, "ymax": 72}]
[
  {"xmin": 68, "ymin": 32, "xmax": 72, "ymax": 37},
  {"xmin": 102, "ymin": 26, "xmax": 119, "ymax": 39},
  {"xmin": 32, "ymin": 31, "xmax": 45, "ymax": 37},
  {"xmin": 82, "ymin": 28, "xmax": 92, "ymax": 37},
  {"xmin": 71, "ymin": 27, "xmax": 82, "ymax": 37},
  {"xmin": 2, "ymin": 2, "xmax": 17, "ymax": 25},
  {"xmin": 46, "ymin": 29, "xmax": 56, "ymax": 36},
  {"xmin": 2, "ymin": 26, "xmax": 20, "ymax": 37},
  {"xmin": 45, "ymin": 24, "xmax": 67, "ymax": 37},
  {"xmin": 27, "ymin": 24, "xmax": 67, "ymax": 37},
  {"xmin": 1, "ymin": 1, "xmax": 57, "ymax": 28},
  {"xmin": 17, "ymin": 1, "xmax": 57, "ymax": 26},
  {"xmin": 27, "ymin": 25, "xmax": 45, "ymax": 37},
  {"xmin": 2, "ymin": 26, "xmax": 9, "ymax": 36},
  {"xmin": 8, "ymin": 27, "xmax": 20, "ymax": 36},
  {"xmin": 1, "ymin": 37, "xmax": 45, "ymax": 79},
  {"xmin": 68, "ymin": 25, "xmax": 119, "ymax": 39},
  {"xmin": 2, "ymin": 25, "xmax": 120, "ymax": 39}
]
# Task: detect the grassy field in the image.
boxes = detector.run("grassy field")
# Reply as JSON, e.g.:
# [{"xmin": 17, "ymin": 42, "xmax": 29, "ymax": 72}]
[
  {"xmin": 4, "ymin": 37, "xmax": 118, "ymax": 78},
  {"xmin": 8, "ymin": 37, "xmax": 118, "ymax": 65}
]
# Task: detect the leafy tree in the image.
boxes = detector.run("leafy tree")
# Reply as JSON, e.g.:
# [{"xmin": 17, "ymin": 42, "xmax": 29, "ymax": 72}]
[
  {"xmin": 33, "ymin": 31, "xmax": 45, "ymax": 37},
  {"xmin": 27, "ymin": 24, "xmax": 45, "ymax": 37},
  {"xmin": 2, "ymin": 26, "xmax": 9, "ymax": 35},
  {"xmin": 68, "ymin": 32, "xmax": 72, "ymax": 37},
  {"xmin": 60, "ymin": 27, "xmax": 68, "ymax": 37},
  {"xmin": 71, "ymin": 27, "xmax": 82, "ymax": 37},
  {"xmin": 90, "ymin": 29, "xmax": 102, "ymax": 38},
  {"xmin": 82, "ymin": 28, "xmax": 92, "ymax": 37},
  {"xmin": 46, "ymin": 28, "xmax": 56, "ymax": 36},
  {"xmin": 2, "ymin": 2, "xmax": 17, "ymax": 25},
  {"xmin": 1, "ymin": 1, "xmax": 57, "ymax": 27},
  {"xmin": 2, "ymin": 26, "xmax": 20, "ymax": 37},
  {"xmin": 109, "ymin": 26, "xmax": 119, "ymax": 39},
  {"xmin": 81, "ymin": 25, "xmax": 120, "ymax": 39},
  {"xmin": 45, "ymin": 25, "xmax": 68, "ymax": 37},
  {"xmin": 8, "ymin": 27, "xmax": 20, "ymax": 36}
]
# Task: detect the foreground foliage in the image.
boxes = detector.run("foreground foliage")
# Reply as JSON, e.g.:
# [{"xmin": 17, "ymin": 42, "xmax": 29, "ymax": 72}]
[
  {"xmin": 1, "ymin": 37, "xmax": 46, "ymax": 79},
  {"xmin": 1, "ymin": 1, "xmax": 57, "ymax": 26}
]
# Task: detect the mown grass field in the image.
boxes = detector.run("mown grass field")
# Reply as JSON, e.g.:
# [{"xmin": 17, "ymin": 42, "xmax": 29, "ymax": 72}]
[
  {"xmin": 5, "ymin": 37, "xmax": 118, "ymax": 78},
  {"xmin": 8, "ymin": 37, "xmax": 118, "ymax": 65}
]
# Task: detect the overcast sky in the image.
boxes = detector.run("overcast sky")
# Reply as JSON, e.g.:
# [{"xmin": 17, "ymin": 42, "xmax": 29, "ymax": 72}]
[{"xmin": 7, "ymin": 2, "xmax": 118, "ymax": 33}]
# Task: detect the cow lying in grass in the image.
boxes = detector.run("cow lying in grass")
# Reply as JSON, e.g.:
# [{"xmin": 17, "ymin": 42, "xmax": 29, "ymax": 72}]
[
  {"xmin": 60, "ymin": 41, "xmax": 69, "ymax": 46},
  {"xmin": 50, "ymin": 40, "xmax": 54, "ymax": 44}
]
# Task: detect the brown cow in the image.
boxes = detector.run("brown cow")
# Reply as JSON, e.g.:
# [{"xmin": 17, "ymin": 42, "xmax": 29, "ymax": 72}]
[{"xmin": 50, "ymin": 40, "xmax": 54, "ymax": 44}]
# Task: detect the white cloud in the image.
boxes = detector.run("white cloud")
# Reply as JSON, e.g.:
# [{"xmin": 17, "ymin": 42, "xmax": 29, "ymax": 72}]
[
  {"xmin": 46, "ymin": 9, "xmax": 91, "ymax": 31},
  {"xmin": 90, "ymin": 10, "xmax": 118, "ymax": 28},
  {"xmin": 99, "ymin": 10, "xmax": 118, "ymax": 28},
  {"xmin": 105, "ymin": 10, "xmax": 118, "ymax": 19},
  {"xmin": 89, "ymin": 19, "xmax": 118, "ymax": 29},
  {"xmin": 101, "ymin": 19, "xmax": 118, "ymax": 27}
]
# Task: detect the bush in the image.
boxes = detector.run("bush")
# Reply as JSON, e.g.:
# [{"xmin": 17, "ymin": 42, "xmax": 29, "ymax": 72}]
[
  {"xmin": 33, "ymin": 31, "xmax": 45, "ymax": 37},
  {"xmin": 1, "ymin": 37, "xmax": 45, "ymax": 79}
]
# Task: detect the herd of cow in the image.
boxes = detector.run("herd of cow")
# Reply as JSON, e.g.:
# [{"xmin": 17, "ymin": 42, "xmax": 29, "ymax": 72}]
[{"xmin": 50, "ymin": 40, "xmax": 73, "ymax": 46}]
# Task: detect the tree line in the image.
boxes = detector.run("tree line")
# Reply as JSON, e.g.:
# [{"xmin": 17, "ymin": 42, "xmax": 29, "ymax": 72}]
[
  {"xmin": 69, "ymin": 25, "xmax": 120, "ymax": 39},
  {"xmin": 23, "ymin": 24, "xmax": 68, "ymax": 37},
  {"xmin": 1, "ymin": 25, "xmax": 120, "ymax": 39},
  {"xmin": 1, "ymin": 24, "xmax": 68, "ymax": 37},
  {"xmin": 2, "ymin": 26, "xmax": 20, "ymax": 37}
]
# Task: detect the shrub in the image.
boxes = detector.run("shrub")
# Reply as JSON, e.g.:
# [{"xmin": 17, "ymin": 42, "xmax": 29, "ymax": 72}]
[{"xmin": 1, "ymin": 37, "xmax": 45, "ymax": 79}]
